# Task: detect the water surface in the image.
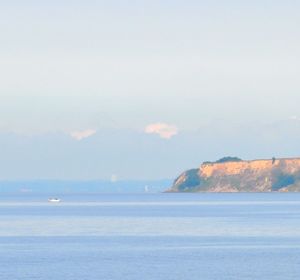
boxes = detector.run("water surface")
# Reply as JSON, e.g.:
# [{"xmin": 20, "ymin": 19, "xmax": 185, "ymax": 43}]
[{"xmin": 1, "ymin": 193, "xmax": 300, "ymax": 279}]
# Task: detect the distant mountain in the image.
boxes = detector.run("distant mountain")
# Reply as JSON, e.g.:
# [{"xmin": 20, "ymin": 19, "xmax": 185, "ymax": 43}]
[
  {"xmin": 168, "ymin": 157, "xmax": 300, "ymax": 192},
  {"xmin": 0, "ymin": 179, "xmax": 172, "ymax": 194}
]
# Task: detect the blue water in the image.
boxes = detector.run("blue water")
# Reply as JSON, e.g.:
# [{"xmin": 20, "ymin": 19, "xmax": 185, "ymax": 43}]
[{"xmin": 1, "ymin": 193, "xmax": 300, "ymax": 279}]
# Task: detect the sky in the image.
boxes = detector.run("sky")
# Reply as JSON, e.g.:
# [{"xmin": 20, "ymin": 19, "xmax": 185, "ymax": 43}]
[{"xmin": 1, "ymin": 0, "xmax": 300, "ymax": 180}]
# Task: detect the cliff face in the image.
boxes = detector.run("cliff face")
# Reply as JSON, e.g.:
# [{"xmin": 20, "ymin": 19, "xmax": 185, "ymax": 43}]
[{"xmin": 170, "ymin": 158, "xmax": 300, "ymax": 192}]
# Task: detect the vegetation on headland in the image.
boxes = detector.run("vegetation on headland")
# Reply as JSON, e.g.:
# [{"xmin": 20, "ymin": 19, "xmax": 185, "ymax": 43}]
[{"xmin": 203, "ymin": 156, "xmax": 242, "ymax": 164}]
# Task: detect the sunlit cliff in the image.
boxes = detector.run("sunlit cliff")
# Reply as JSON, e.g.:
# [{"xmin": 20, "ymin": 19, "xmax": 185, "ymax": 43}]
[{"xmin": 169, "ymin": 157, "xmax": 300, "ymax": 192}]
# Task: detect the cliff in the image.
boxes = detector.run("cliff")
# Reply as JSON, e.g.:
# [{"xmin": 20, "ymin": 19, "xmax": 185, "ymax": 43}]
[{"xmin": 170, "ymin": 157, "xmax": 300, "ymax": 192}]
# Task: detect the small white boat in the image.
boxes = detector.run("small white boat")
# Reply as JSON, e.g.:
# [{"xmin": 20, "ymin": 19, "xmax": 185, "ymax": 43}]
[{"xmin": 48, "ymin": 198, "xmax": 61, "ymax": 203}]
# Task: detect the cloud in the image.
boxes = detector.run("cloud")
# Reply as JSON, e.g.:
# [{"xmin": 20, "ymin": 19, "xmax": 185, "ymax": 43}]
[
  {"xmin": 144, "ymin": 123, "xmax": 178, "ymax": 139},
  {"xmin": 289, "ymin": 116, "xmax": 300, "ymax": 121},
  {"xmin": 69, "ymin": 129, "xmax": 97, "ymax": 141}
]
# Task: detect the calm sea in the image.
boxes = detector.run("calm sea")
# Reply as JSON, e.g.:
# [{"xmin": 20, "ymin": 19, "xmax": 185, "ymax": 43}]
[{"xmin": 1, "ymin": 193, "xmax": 300, "ymax": 279}]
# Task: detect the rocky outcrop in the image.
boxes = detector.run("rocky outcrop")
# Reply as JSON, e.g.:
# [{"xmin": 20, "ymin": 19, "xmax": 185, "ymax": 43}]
[{"xmin": 169, "ymin": 157, "xmax": 300, "ymax": 192}]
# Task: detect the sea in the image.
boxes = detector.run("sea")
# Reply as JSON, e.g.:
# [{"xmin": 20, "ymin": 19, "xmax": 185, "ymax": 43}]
[{"xmin": 1, "ymin": 192, "xmax": 300, "ymax": 280}]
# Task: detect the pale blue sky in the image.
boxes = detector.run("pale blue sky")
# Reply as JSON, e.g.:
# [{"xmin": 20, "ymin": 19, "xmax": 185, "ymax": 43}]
[{"xmin": 0, "ymin": 1, "xmax": 300, "ymax": 179}]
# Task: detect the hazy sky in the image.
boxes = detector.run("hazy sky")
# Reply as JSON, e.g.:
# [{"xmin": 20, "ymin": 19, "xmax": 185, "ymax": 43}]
[{"xmin": 1, "ymin": 1, "xmax": 300, "ymax": 180}]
